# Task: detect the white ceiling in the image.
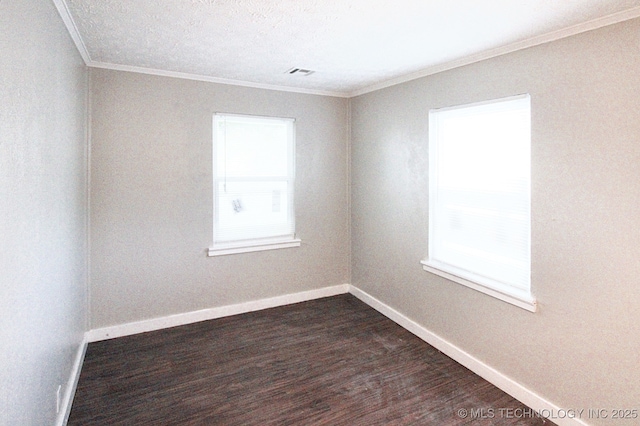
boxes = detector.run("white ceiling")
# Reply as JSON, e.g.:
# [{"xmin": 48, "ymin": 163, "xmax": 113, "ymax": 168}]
[{"xmin": 57, "ymin": 0, "xmax": 640, "ymax": 97}]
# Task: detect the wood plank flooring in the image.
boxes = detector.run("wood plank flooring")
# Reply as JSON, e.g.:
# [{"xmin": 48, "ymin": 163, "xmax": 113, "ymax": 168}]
[{"xmin": 68, "ymin": 294, "xmax": 554, "ymax": 425}]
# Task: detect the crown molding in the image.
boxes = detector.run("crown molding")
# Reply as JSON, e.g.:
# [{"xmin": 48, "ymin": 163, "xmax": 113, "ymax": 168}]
[
  {"xmin": 53, "ymin": 0, "xmax": 640, "ymax": 99},
  {"xmin": 349, "ymin": 6, "xmax": 640, "ymax": 97},
  {"xmin": 88, "ymin": 62, "xmax": 350, "ymax": 98},
  {"xmin": 51, "ymin": 0, "xmax": 91, "ymax": 64}
]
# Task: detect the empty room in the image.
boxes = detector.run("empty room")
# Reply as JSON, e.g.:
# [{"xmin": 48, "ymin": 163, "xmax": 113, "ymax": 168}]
[{"xmin": 2, "ymin": 0, "xmax": 640, "ymax": 425}]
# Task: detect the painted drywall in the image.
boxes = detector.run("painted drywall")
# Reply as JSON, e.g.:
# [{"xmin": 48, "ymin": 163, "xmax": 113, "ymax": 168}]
[
  {"xmin": 89, "ymin": 69, "xmax": 350, "ymax": 329},
  {"xmin": 0, "ymin": 1, "xmax": 88, "ymax": 425},
  {"xmin": 350, "ymin": 18, "xmax": 640, "ymax": 425}
]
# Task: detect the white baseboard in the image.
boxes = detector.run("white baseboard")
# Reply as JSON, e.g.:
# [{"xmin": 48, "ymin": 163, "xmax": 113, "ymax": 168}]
[
  {"xmin": 57, "ymin": 336, "xmax": 88, "ymax": 426},
  {"xmin": 86, "ymin": 284, "xmax": 350, "ymax": 342},
  {"xmin": 83, "ymin": 283, "xmax": 583, "ymax": 426},
  {"xmin": 348, "ymin": 285, "xmax": 587, "ymax": 426}
]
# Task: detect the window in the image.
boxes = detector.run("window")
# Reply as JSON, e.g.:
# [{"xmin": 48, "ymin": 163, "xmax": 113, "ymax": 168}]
[
  {"xmin": 421, "ymin": 94, "xmax": 535, "ymax": 311},
  {"xmin": 208, "ymin": 114, "xmax": 300, "ymax": 256}
]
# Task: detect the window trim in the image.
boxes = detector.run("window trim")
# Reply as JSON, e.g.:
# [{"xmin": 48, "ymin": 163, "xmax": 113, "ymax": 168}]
[
  {"xmin": 421, "ymin": 260, "xmax": 536, "ymax": 312},
  {"xmin": 423, "ymin": 94, "xmax": 536, "ymax": 312},
  {"xmin": 208, "ymin": 237, "xmax": 301, "ymax": 257},
  {"xmin": 209, "ymin": 113, "xmax": 299, "ymax": 256}
]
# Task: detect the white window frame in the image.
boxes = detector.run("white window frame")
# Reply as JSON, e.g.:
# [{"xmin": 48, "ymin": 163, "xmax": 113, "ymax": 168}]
[
  {"xmin": 421, "ymin": 94, "xmax": 536, "ymax": 312},
  {"xmin": 208, "ymin": 113, "xmax": 300, "ymax": 256}
]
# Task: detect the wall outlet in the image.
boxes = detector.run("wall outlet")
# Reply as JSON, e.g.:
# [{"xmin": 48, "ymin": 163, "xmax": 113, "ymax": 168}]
[{"xmin": 56, "ymin": 385, "xmax": 62, "ymax": 413}]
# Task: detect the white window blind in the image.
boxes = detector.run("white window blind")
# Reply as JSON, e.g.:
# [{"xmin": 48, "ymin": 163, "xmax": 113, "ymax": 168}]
[
  {"xmin": 423, "ymin": 95, "xmax": 533, "ymax": 308},
  {"xmin": 211, "ymin": 114, "xmax": 297, "ymax": 254}
]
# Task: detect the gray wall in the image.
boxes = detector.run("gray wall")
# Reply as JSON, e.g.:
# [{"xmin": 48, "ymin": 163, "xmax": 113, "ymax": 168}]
[
  {"xmin": 89, "ymin": 69, "xmax": 350, "ymax": 328},
  {"xmin": 350, "ymin": 19, "xmax": 640, "ymax": 422},
  {"xmin": 0, "ymin": 1, "xmax": 88, "ymax": 425},
  {"xmin": 4, "ymin": 3, "xmax": 637, "ymax": 422}
]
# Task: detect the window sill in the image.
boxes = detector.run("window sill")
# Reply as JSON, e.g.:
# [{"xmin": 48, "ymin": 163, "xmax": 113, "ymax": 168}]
[
  {"xmin": 420, "ymin": 260, "xmax": 537, "ymax": 312},
  {"xmin": 208, "ymin": 238, "xmax": 301, "ymax": 257}
]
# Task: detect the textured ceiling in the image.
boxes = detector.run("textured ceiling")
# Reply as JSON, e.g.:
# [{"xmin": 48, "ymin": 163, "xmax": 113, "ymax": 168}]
[{"xmin": 60, "ymin": 0, "xmax": 640, "ymax": 96}]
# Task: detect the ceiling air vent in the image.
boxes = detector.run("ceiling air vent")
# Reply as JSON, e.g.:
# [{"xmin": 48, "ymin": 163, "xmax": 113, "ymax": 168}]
[{"xmin": 286, "ymin": 68, "xmax": 315, "ymax": 76}]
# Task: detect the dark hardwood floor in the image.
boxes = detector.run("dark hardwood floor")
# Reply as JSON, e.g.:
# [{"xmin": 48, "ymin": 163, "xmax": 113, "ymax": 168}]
[{"xmin": 68, "ymin": 294, "xmax": 554, "ymax": 425}]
